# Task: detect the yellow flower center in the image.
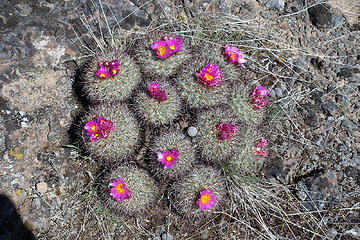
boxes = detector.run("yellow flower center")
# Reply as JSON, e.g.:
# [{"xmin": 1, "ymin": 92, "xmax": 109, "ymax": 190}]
[
  {"xmin": 100, "ymin": 120, "xmax": 105, "ymax": 125},
  {"xmin": 200, "ymin": 194, "xmax": 211, "ymax": 204},
  {"xmin": 112, "ymin": 69, "xmax": 118, "ymax": 75},
  {"xmin": 158, "ymin": 46, "xmax": 166, "ymax": 56},
  {"xmin": 115, "ymin": 183, "xmax": 125, "ymax": 194},
  {"xmin": 229, "ymin": 52, "xmax": 235, "ymax": 60},
  {"xmin": 94, "ymin": 133, "xmax": 100, "ymax": 139},
  {"xmin": 169, "ymin": 45, "xmax": 175, "ymax": 50},
  {"xmin": 100, "ymin": 73, "xmax": 106, "ymax": 78},
  {"xmin": 204, "ymin": 73, "xmax": 213, "ymax": 81},
  {"xmin": 91, "ymin": 125, "xmax": 97, "ymax": 132},
  {"xmin": 165, "ymin": 155, "xmax": 173, "ymax": 162}
]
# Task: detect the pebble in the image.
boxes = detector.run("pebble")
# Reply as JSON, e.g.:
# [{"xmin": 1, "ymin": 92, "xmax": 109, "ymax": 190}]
[
  {"xmin": 274, "ymin": 88, "xmax": 283, "ymax": 98},
  {"xmin": 187, "ymin": 126, "xmax": 198, "ymax": 137},
  {"xmin": 308, "ymin": 4, "xmax": 334, "ymax": 28},
  {"xmin": 32, "ymin": 198, "xmax": 41, "ymax": 209},
  {"xmin": 259, "ymin": 0, "xmax": 284, "ymax": 11},
  {"xmin": 341, "ymin": 119, "xmax": 359, "ymax": 133},
  {"xmin": 321, "ymin": 99, "xmax": 337, "ymax": 115},
  {"xmin": 327, "ymin": 116, "xmax": 335, "ymax": 122},
  {"xmin": 161, "ymin": 232, "xmax": 173, "ymax": 240},
  {"xmin": 36, "ymin": 182, "xmax": 48, "ymax": 194},
  {"xmin": 338, "ymin": 67, "xmax": 353, "ymax": 78}
]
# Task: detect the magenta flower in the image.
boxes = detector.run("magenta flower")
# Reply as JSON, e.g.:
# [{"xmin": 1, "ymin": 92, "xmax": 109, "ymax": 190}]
[
  {"xmin": 109, "ymin": 178, "xmax": 131, "ymax": 202},
  {"xmin": 85, "ymin": 120, "xmax": 99, "ymax": 135},
  {"xmin": 109, "ymin": 66, "xmax": 119, "ymax": 77},
  {"xmin": 148, "ymin": 82, "xmax": 167, "ymax": 102},
  {"xmin": 216, "ymin": 122, "xmax": 237, "ymax": 140},
  {"xmin": 251, "ymin": 86, "xmax": 269, "ymax": 110},
  {"xmin": 111, "ymin": 59, "xmax": 120, "ymax": 68},
  {"xmin": 254, "ymin": 138, "xmax": 268, "ymax": 157},
  {"xmin": 148, "ymin": 82, "xmax": 161, "ymax": 94},
  {"xmin": 151, "ymin": 40, "xmax": 172, "ymax": 59},
  {"xmin": 157, "ymin": 148, "xmax": 179, "ymax": 168},
  {"xmin": 164, "ymin": 36, "xmax": 182, "ymax": 53},
  {"xmin": 96, "ymin": 66, "xmax": 110, "ymax": 79},
  {"xmin": 197, "ymin": 189, "xmax": 217, "ymax": 210},
  {"xmin": 224, "ymin": 45, "xmax": 247, "ymax": 68},
  {"xmin": 90, "ymin": 132, "xmax": 102, "ymax": 142},
  {"xmin": 251, "ymin": 85, "xmax": 269, "ymax": 99},
  {"xmin": 196, "ymin": 64, "xmax": 223, "ymax": 88},
  {"xmin": 97, "ymin": 116, "xmax": 114, "ymax": 138}
]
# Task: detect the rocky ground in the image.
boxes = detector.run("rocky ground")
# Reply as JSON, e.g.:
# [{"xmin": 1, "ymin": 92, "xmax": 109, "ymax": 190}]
[{"xmin": 0, "ymin": 0, "xmax": 359, "ymax": 239}]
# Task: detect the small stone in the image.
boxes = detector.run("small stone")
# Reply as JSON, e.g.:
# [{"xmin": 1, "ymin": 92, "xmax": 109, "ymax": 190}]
[
  {"xmin": 293, "ymin": 58, "xmax": 308, "ymax": 74},
  {"xmin": 274, "ymin": 88, "xmax": 283, "ymax": 98},
  {"xmin": 259, "ymin": 0, "xmax": 284, "ymax": 11},
  {"xmin": 337, "ymin": 67, "xmax": 353, "ymax": 78},
  {"xmin": 187, "ymin": 126, "xmax": 198, "ymax": 137},
  {"xmin": 21, "ymin": 122, "xmax": 28, "ymax": 128},
  {"xmin": 32, "ymin": 198, "xmax": 41, "ymax": 209},
  {"xmin": 321, "ymin": 99, "xmax": 337, "ymax": 115},
  {"xmin": 327, "ymin": 82, "xmax": 337, "ymax": 92},
  {"xmin": 327, "ymin": 116, "xmax": 335, "ymax": 122},
  {"xmin": 36, "ymin": 182, "xmax": 48, "ymax": 194},
  {"xmin": 161, "ymin": 232, "xmax": 173, "ymax": 240},
  {"xmin": 341, "ymin": 119, "xmax": 359, "ymax": 133},
  {"xmin": 308, "ymin": 4, "xmax": 334, "ymax": 28}
]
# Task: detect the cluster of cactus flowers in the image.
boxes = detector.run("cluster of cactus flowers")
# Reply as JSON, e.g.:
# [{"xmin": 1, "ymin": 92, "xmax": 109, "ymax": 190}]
[{"xmin": 77, "ymin": 32, "xmax": 270, "ymax": 227}]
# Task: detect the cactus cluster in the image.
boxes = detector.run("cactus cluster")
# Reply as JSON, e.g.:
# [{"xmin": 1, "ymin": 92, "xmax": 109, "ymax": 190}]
[{"xmin": 75, "ymin": 31, "xmax": 270, "ymax": 229}]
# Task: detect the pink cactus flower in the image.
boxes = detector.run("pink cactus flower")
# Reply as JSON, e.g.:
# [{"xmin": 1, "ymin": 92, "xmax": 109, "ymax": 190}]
[
  {"xmin": 251, "ymin": 85, "xmax": 269, "ymax": 99},
  {"xmin": 90, "ymin": 131, "xmax": 102, "ymax": 142},
  {"xmin": 153, "ymin": 90, "xmax": 167, "ymax": 102},
  {"xmin": 111, "ymin": 59, "xmax": 120, "ymax": 68},
  {"xmin": 151, "ymin": 40, "xmax": 172, "ymax": 59},
  {"xmin": 148, "ymin": 82, "xmax": 167, "ymax": 102},
  {"xmin": 196, "ymin": 63, "xmax": 223, "ymax": 88},
  {"xmin": 109, "ymin": 178, "xmax": 131, "ymax": 202},
  {"xmin": 84, "ymin": 120, "xmax": 99, "ymax": 135},
  {"xmin": 216, "ymin": 122, "xmax": 237, "ymax": 140},
  {"xmin": 197, "ymin": 189, "xmax": 217, "ymax": 210},
  {"xmin": 254, "ymin": 138, "xmax": 269, "ymax": 157},
  {"xmin": 251, "ymin": 86, "xmax": 269, "ymax": 110},
  {"xmin": 97, "ymin": 116, "xmax": 114, "ymax": 138},
  {"xmin": 164, "ymin": 36, "xmax": 182, "ymax": 53},
  {"xmin": 157, "ymin": 149, "xmax": 179, "ymax": 168},
  {"xmin": 96, "ymin": 66, "xmax": 110, "ymax": 79},
  {"xmin": 110, "ymin": 66, "xmax": 119, "ymax": 77},
  {"xmin": 256, "ymin": 138, "xmax": 268, "ymax": 148},
  {"xmin": 224, "ymin": 45, "xmax": 247, "ymax": 68},
  {"xmin": 148, "ymin": 82, "xmax": 161, "ymax": 94}
]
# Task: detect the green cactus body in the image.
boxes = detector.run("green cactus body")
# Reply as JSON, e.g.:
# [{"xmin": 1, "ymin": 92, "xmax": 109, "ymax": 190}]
[
  {"xmin": 169, "ymin": 166, "xmax": 227, "ymax": 222},
  {"xmin": 133, "ymin": 32, "xmax": 191, "ymax": 78},
  {"xmin": 133, "ymin": 79, "xmax": 182, "ymax": 127},
  {"xmin": 99, "ymin": 164, "xmax": 161, "ymax": 216},
  {"xmin": 176, "ymin": 50, "xmax": 241, "ymax": 109},
  {"xmin": 82, "ymin": 102, "xmax": 141, "ymax": 163},
  {"xmin": 148, "ymin": 130, "xmax": 196, "ymax": 181},
  {"xmin": 83, "ymin": 48, "xmax": 141, "ymax": 102},
  {"xmin": 195, "ymin": 106, "xmax": 247, "ymax": 165}
]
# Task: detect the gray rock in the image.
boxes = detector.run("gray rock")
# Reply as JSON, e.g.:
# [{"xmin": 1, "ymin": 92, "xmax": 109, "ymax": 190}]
[
  {"xmin": 161, "ymin": 232, "xmax": 173, "ymax": 240},
  {"xmin": 308, "ymin": 4, "xmax": 334, "ymax": 28},
  {"xmin": 338, "ymin": 67, "xmax": 353, "ymax": 78},
  {"xmin": 321, "ymin": 99, "xmax": 337, "ymax": 115},
  {"xmin": 293, "ymin": 58, "xmax": 308, "ymax": 74},
  {"xmin": 327, "ymin": 116, "xmax": 335, "ymax": 122},
  {"xmin": 187, "ymin": 126, "xmax": 198, "ymax": 137},
  {"xmin": 274, "ymin": 88, "xmax": 283, "ymax": 98},
  {"xmin": 259, "ymin": 0, "xmax": 284, "ymax": 11},
  {"xmin": 341, "ymin": 119, "xmax": 359, "ymax": 132}
]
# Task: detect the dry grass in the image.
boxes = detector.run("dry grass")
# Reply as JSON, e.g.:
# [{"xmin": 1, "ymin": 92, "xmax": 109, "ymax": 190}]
[{"xmin": 51, "ymin": 1, "xmax": 360, "ymax": 239}]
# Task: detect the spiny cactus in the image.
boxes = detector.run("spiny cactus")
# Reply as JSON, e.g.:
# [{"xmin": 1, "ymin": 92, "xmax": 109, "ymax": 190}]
[
  {"xmin": 194, "ymin": 105, "xmax": 247, "ymax": 166},
  {"xmin": 169, "ymin": 166, "xmax": 228, "ymax": 222},
  {"xmin": 82, "ymin": 102, "xmax": 141, "ymax": 163},
  {"xmin": 132, "ymin": 79, "xmax": 183, "ymax": 127},
  {"xmin": 98, "ymin": 164, "xmax": 161, "ymax": 216},
  {"xmin": 132, "ymin": 32, "xmax": 192, "ymax": 78},
  {"xmin": 82, "ymin": 48, "xmax": 142, "ymax": 102},
  {"xmin": 148, "ymin": 130, "xmax": 197, "ymax": 181},
  {"xmin": 175, "ymin": 48, "xmax": 242, "ymax": 109}
]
